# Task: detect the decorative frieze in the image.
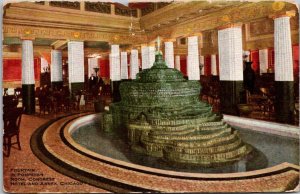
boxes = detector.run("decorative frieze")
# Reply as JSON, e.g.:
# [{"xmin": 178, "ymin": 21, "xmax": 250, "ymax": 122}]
[{"xmin": 3, "ymin": 25, "xmax": 146, "ymax": 45}]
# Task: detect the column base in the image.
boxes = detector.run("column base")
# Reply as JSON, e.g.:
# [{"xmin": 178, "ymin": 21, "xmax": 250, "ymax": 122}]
[
  {"xmin": 111, "ymin": 81, "xmax": 122, "ymax": 103},
  {"xmin": 70, "ymin": 82, "xmax": 84, "ymax": 94},
  {"xmin": 274, "ymin": 81, "xmax": 294, "ymax": 124},
  {"xmin": 22, "ymin": 84, "xmax": 35, "ymax": 115},
  {"xmin": 51, "ymin": 81, "xmax": 63, "ymax": 90},
  {"xmin": 219, "ymin": 81, "xmax": 243, "ymax": 115}
]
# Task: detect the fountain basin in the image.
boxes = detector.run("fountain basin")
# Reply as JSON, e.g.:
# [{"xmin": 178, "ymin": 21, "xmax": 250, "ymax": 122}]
[{"xmin": 30, "ymin": 113, "xmax": 300, "ymax": 192}]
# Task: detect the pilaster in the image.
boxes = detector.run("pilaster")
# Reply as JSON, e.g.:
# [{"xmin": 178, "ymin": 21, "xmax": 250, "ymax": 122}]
[
  {"xmin": 164, "ymin": 41, "xmax": 175, "ymax": 68},
  {"xmin": 218, "ymin": 23, "xmax": 244, "ymax": 115},
  {"xmin": 21, "ymin": 39, "xmax": 35, "ymax": 114}
]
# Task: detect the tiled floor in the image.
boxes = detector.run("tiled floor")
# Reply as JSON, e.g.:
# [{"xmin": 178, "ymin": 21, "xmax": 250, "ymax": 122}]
[{"xmin": 3, "ymin": 111, "xmax": 108, "ymax": 193}]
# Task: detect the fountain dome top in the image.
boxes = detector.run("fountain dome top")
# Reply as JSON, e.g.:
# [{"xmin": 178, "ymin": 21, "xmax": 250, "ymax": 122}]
[{"xmin": 137, "ymin": 53, "xmax": 185, "ymax": 83}]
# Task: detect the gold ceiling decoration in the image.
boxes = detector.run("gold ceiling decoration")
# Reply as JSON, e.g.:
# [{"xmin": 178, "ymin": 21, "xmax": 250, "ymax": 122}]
[
  {"xmin": 73, "ymin": 32, "xmax": 81, "ymax": 38},
  {"xmin": 221, "ymin": 15, "xmax": 231, "ymax": 22},
  {"xmin": 113, "ymin": 35, "xmax": 120, "ymax": 41},
  {"xmin": 186, "ymin": 27, "xmax": 192, "ymax": 33},
  {"xmin": 272, "ymin": 2, "xmax": 285, "ymax": 11},
  {"xmin": 24, "ymin": 29, "xmax": 32, "ymax": 35}
]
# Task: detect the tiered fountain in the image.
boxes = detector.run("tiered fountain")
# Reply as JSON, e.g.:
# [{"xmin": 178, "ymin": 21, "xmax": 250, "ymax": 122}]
[{"xmin": 104, "ymin": 44, "xmax": 252, "ymax": 166}]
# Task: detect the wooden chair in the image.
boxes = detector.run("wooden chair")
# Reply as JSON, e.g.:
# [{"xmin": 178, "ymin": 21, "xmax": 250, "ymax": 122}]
[
  {"xmin": 85, "ymin": 93, "xmax": 94, "ymax": 109},
  {"xmin": 3, "ymin": 107, "xmax": 24, "ymax": 157},
  {"xmin": 3, "ymin": 95, "xmax": 18, "ymax": 110}
]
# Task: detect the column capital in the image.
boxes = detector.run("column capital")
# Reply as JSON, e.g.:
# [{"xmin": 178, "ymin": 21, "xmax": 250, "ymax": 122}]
[
  {"xmin": 140, "ymin": 43, "xmax": 147, "ymax": 48},
  {"xmin": 163, "ymin": 38, "xmax": 176, "ymax": 43},
  {"xmin": 269, "ymin": 10, "xmax": 296, "ymax": 19},
  {"xmin": 191, "ymin": 32, "xmax": 203, "ymax": 38},
  {"xmin": 108, "ymin": 42, "xmax": 120, "ymax": 47},
  {"xmin": 217, "ymin": 22, "xmax": 243, "ymax": 31},
  {"xmin": 147, "ymin": 43, "xmax": 155, "ymax": 47},
  {"xmin": 20, "ymin": 37, "xmax": 35, "ymax": 41},
  {"xmin": 131, "ymin": 44, "xmax": 141, "ymax": 49}
]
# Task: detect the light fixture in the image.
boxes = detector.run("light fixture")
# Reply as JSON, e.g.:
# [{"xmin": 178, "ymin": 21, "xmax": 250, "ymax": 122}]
[
  {"xmin": 88, "ymin": 53, "xmax": 102, "ymax": 58},
  {"xmin": 129, "ymin": 10, "xmax": 136, "ymax": 36}
]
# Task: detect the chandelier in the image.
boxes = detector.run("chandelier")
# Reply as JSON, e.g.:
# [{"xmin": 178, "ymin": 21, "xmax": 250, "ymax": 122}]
[{"xmin": 129, "ymin": 14, "xmax": 136, "ymax": 36}]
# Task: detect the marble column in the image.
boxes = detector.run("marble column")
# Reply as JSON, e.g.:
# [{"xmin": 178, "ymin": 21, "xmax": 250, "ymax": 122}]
[
  {"xmin": 68, "ymin": 41, "xmax": 84, "ymax": 93},
  {"xmin": 51, "ymin": 50, "xmax": 63, "ymax": 89},
  {"xmin": 164, "ymin": 42, "xmax": 174, "ymax": 68},
  {"xmin": 130, "ymin": 49, "xmax": 139, "ymax": 79},
  {"xmin": 273, "ymin": 15, "xmax": 294, "ymax": 124},
  {"xmin": 218, "ymin": 24, "xmax": 244, "ymax": 115},
  {"xmin": 211, "ymin": 54, "xmax": 217, "ymax": 76},
  {"xmin": 175, "ymin": 55, "xmax": 181, "ymax": 71},
  {"xmin": 148, "ymin": 46, "xmax": 155, "ymax": 68},
  {"xmin": 142, "ymin": 46, "xmax": 155, "ymax": 69},
  {"xmin": 88, "ymin": 57, "xmax": 99, "ymax": 78},
  {"xmin": 259, "ymin": 49, "xmax": 268, "ymax": 75},
  {"xmin": 110, "ymin": 44, "xmax": 121, "ymax": 102},
  {"xmin": 141, "ymin": 46, "xmax": 149, "ymax": 70},
  {"xmin": 120, "ymin": 52, "xmax": 128, "ymax": 80},
  {"xmin": 187, "ymin": 36, "xmax": 200, "ymax": 80},
  {"xmin": 22, "ymin": 39, "xmax": 35, "ymax": 114}
]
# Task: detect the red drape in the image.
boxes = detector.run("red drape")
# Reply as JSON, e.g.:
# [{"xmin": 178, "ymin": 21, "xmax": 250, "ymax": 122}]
[
  {"xmin": 180, "ymin": 56, "xmax": 187, "ymax": 76},
  {"xmin": 216, "ymin": 54, "xmax": 219, "ymax": 76},
  {"xmin": 268, "ymin": 48, "xmax": 275, "ymax": 71},
  {"xmin": 128, "ymin": 54, "xmax": 131, "ymax": 79},
  {"xmin": 99, "ymin": 59, "xmax": 110, "ymax": 78},
  {"xmin": 204, "ymin": 55, "xmax": 211, "ymax": 76},
  {"xmin": 3, "ymin": 58, "xmax": 40, "ymax": 82},
  {"xmin": 250, "ymin": 50, "xmax": 259, "ymax": 73},
  {"xmin": 293, "ymin": 45, "xmax": 299, "ymax": 77}
]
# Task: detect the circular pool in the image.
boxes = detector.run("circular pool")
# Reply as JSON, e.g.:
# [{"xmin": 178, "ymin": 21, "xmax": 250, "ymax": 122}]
[{"xmin": 31, "ymin": 113, "xmax": 300, "ymax": 192}]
